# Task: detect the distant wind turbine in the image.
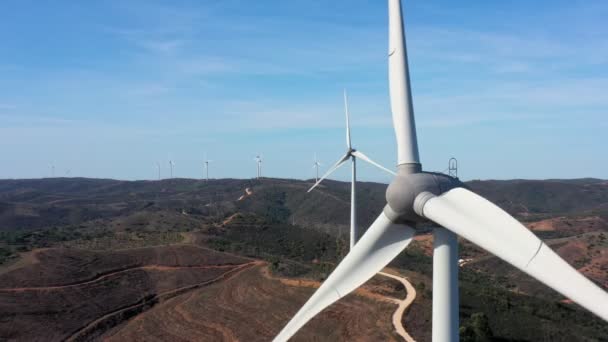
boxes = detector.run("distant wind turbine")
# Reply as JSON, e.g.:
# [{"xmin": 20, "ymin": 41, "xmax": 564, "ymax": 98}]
[
  {"xmin": 169, "ymin": 160, "xmax": 175, "ymax": 178},
  {"xmin": 204, "ymin": 154, "xmax": 212, "ymax": 181},
  {"xmin": 255, "ymin": 154, "xmax": 262, "ymax": 179},
  {"xmin": 312, "ymin": 153, "xmax": 321, "ymax": 182},
  {"xmin": 308, "ymin": 90, "xmax": 395, "ymax": 248},
  {"xmin": 155, "ymin": 162, "xmax": 161, "ymax": 180},
  {"xmin": 49, "ymin": 163, "xmax": 55, "ymax": 178}
]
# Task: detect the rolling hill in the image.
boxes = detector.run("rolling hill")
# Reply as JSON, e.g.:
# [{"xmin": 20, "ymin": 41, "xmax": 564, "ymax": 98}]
[{"xmin": 0, "ymin": 177, "xmax": 607, "ymax": 341}]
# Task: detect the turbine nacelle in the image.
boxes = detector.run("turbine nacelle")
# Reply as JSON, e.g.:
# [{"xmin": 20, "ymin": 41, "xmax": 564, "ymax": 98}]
[{"xmin": 384, "ymin": 169, "xmax": 462, "ymax": 225}]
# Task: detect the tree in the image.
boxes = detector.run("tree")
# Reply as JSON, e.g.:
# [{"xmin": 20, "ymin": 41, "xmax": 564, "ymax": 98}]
[{"xmin": 460, "ymin": 312, "xmax": 493, "ymax": 342}]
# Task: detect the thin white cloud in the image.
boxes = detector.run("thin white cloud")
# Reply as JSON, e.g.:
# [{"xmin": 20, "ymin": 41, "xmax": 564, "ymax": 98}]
[{"xmin": 0, "ymin": 104, "xmax": 17, "ymax": 110}]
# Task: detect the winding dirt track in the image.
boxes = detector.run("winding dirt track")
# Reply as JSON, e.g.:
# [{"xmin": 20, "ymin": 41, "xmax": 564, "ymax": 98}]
[
  {"xmin": 66, "ymin": 261, "xmax": 260, "ymax": 341},
  {"xmin": 0, "ymin": 264, "xmax": 245, "ymax": 292},
  {"xmin": 379, "ymin": 271, "xmax": 417, "ymax": 342},
  {"xmin": 105, "ymin": 263, "xmax": 398, "ymax": 341},
  {"xmin": 266, "ymin": 266, "xmax": 418, "ymax": 341}
]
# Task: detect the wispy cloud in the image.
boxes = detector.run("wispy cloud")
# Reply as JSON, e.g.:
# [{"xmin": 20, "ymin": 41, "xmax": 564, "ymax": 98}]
[
  {"xmin": 1, "ymin": 0, "xmax": 607, "ymax": 180},
  {"xmin": 0, "ymin": 103, "xmax": 17, "ymax": 110},
  {"xmin": 410, "ymin": 25, "xmax": 608, "ymax": 76}
]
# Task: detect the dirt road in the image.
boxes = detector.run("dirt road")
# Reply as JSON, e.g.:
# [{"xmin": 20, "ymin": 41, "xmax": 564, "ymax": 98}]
[
  {"xmin": 0, "ymin": 264, "xmax": 243, "ymax": 292},
  {"xmin": 379, "ymin": 271, "xmax": 417, "ymax": 342}
]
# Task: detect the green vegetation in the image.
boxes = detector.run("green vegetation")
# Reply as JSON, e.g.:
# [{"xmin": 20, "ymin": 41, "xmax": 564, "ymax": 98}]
[
  {"xmin": 63, "ymin": 231, "xmax": 184, "ymax": 250},
  {"xmin": 460, "ymin": 312, "xmax": 493, "ymax": 342},
  {"xmin": 0, "ymin": 247, "xmax": 15, "ymax": 264},
  {"xmin": 1, "ymin": 226, "xmax": 108, "ymax": 247},
  {"xmin": 459, "ymin": 267, "xmax": 608, "ymax": 341}
]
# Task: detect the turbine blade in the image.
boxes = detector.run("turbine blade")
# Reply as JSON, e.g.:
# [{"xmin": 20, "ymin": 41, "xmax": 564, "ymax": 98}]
[
  {"xmin": 389, "ymin": 0, "xmax": 420, "ymax": 166},
  {"xmin": 307, "ymin": 153, "xmax": 350, "ymax": 192},
  {"xmin": 273, "ymin": 212, "xmax": 415, "ymax": 341},
  {"xmin": 418, "ymin": 187, "xmax": 608, "ymax": 322},
  {"xmin": 351, "ymin": 150, "xmax": 396, "ymax": 176},
  {"xmin": 343, "ymin": 89, "xmax": 352, "ymax": 149}
]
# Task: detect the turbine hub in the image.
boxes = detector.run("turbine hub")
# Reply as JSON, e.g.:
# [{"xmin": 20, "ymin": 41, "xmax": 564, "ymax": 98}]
[{"xmin": 384, "ymin": 167, "xmax": 462, "ymax": 225}]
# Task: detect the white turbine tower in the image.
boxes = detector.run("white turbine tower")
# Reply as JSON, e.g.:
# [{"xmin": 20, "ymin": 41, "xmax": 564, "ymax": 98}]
[
  {"xmin": 308, "ymin": 90, "xmax": 395, "ymax": 249},
  {"xmin": 155, "ymin": 162, "xmax": 161, "ymax": 180},
  {"xmin": 312, "ymin": 153, "xmax": 321, "ymax": 182},
  {"xmin": 49, "ymin": 163, "xmax": 55, "ymax": 178},
  {"xmin": 273, "ymin": 1, "xmax": 608, "ymax": 341},
  {"xmin": 255, "ymin": 154, "xmax": 262, "ymax": 179},
  {"xmin": 203, "ymin": 154, "xmax": 212, "ymax": 181},
  {"xmin": 169, "ymin": 160, "xmax": 175, "ymax": 179}
]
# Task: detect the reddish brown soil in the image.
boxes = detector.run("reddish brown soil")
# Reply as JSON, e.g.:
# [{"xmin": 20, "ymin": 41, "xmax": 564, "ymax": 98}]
[
  {"xmin": 0, "ymin": 245, "xmax": 404, "ymax": 342},
  {"xmin": 553, "ymin": 233, "xmax": 608, "ymax": 288},
  {"xmin": 413, "ymin": 234, "xmax": 434, "ymax": 256},
  {"xmin": 0, "ymin": 246, "xmax": 251, "ymax": 341},
  {"xmin": 104, "ymin": 264, "xmax": 400, "ymax": 342},
  {"xmin": 527, "ymin": 216, "xmax": 608, "ymax": 234},
  {"xmin": 0, "ymin": 244, "xmax": 245, "ymax": 288}
]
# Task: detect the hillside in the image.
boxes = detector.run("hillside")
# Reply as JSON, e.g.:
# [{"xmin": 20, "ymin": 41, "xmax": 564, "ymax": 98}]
[{"xmin": 0, "ymin": 177, "xmax": 607, "ymax": 341}]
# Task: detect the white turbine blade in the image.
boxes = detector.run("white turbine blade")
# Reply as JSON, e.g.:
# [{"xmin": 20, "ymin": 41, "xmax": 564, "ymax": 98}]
[
  {"xmin": 343, "ymin": 89, "xmax": 352, "ymax": 149},
  {"xmin": 307, "ymin": 153, "xmax": 350, "ymax": 192},
  {"xmin": 351, "ymin": 150, "xmax": 396, "ymax": 176},
  {"xmin": 274, "ymin": 212, "xmax": 415, "ymax": 342},
  {"xmin": 389, "ymin": 0, "xmax": 420, "ymax": 166},
  {"xmin": 418, "ymin": 187, "xmax": 608, "ymax": 322}
]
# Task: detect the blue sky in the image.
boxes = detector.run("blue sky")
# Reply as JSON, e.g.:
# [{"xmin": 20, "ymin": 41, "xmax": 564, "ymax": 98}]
[{"xmin": 1, "ymin": 0, "xmax": 606, "ymax": 181}]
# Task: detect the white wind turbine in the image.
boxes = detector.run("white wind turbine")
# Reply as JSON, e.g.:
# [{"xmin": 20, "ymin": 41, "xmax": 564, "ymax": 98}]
[
  {"xmin": 308, "ymin": 90, "xmax": 395, "ymax": 249},
  {"xmin": 203, "ymin": 154, "xmax": 212, "ymax": 181},
  {"xmin": 255, "ymin": 154, "xmax": 263, "ymax": 179},
  {"xmin": 155, "ymin": 162, "xmax": 161, "ymax": 180},
  {"xmin": 312, "ymin": 153, "xmax": 321, "ymax": 182},
  {"xmin": 168, "ymin": 160, "xmax": 175, "ymax": 178},
  {"xmin": 274, "ymin": 1, "xmax": 608, "ymax": 341}
]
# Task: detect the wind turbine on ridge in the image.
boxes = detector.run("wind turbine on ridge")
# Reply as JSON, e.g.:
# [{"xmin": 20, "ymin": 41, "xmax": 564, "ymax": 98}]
[
  {"xmin": 203, "ymin": 154, "xmax": 212, "ymax": 181},
  {"xmin": 274, "ymin": 1, "xmax": 608, "ymax": 341},
  {"xmin": 312, "ymin": 153, "xmax": 321, "ymax": 182},
  {"xmin": 255, "ymin": 154, "xmax": 263, "ymax": 179},
  {"xmin": 168, "ymin": 159, "xmax": 175, "ymax": 179},
  {"xmin": 155, "ymin": 162, "xmax": 161, "ymax": 180},
  {"xmin": 308, "ymin": 90, "xmax": 395, "ymax": 249}
]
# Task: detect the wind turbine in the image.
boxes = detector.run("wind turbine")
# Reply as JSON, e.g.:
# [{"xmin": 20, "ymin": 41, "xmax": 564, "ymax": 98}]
[
  {"xmin": 312, "ymin": 153, "xmax": 321, "ymax": 182},
  {"xmin": 155, "ymin": 162, "xmax": 161, "ymax": 180},
  {"xmin": 49, "ymin": 163, "xmax": 55, "ymax": 178},
  {"xmin": 169, "ymin": 160, "xmax": 175, "ymax": 178},
  {"xmin": 308, "ymin": 90, "xmax": 395, "ymax": 249},
  {"xmin": 255, "ymin": 154, "xmax": 262, "ymax": 179},
  {"xmin": 274, "ymin": 1, "xmax": 608, "ymax": 341},
  {"xmin": 203, "ymin": 154, "xmax": 212, "ymax": 181}
]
